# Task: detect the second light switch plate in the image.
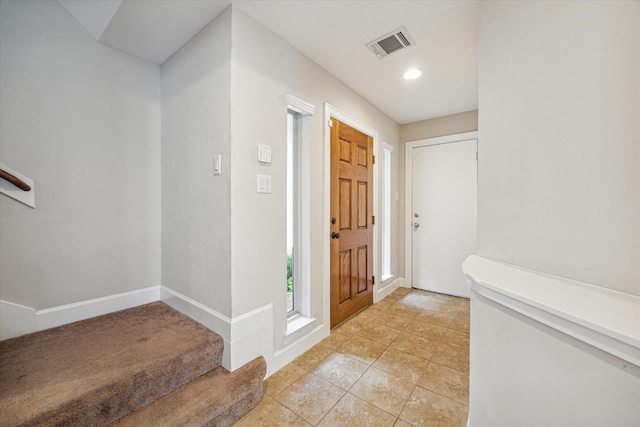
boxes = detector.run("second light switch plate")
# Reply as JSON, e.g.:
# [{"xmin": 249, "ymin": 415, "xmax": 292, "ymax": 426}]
[{"xmin": 257, "ymin": 175, "xmax": 272, "ymax": 193}]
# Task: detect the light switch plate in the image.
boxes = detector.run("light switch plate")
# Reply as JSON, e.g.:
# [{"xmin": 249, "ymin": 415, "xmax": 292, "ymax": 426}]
[
  {"xmin": 258, "ymin": 144, "xmax": 272, "ymax": 163},
  {"xmin": 257, "ymin": 175, "xmax": 272, "ymax": 193},
  {"xmin": 213, "ymin": 155, "xmax": 221, "ymax": 175}
]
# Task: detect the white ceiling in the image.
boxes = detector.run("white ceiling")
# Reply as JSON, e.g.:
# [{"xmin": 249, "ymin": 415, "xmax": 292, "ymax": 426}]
[{"xmin": 58, "ymin": 0, "xmax": 479, "ymax": 124}]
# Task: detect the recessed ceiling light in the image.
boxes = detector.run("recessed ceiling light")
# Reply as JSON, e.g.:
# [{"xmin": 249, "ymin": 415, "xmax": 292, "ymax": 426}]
[{"xmin": 403, "ymin": 69, "xmax": 422, "ymax": 80}]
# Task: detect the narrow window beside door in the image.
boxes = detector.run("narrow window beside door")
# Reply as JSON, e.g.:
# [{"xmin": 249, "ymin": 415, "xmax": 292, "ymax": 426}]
[
  {"xmin": 382, "ymin": 144, "xmax": 393, "ymax": 280},
  {"xmin": 287, "ymin": 110, "xmax": 299, "ymax": 314},
  {"xmin": 285, "ymin": 96, "xmax": 314, "ymax": 332}
]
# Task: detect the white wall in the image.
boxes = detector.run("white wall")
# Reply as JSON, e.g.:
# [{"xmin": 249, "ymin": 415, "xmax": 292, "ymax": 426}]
[
  {"xmin": 477, "ymin": 1, "xmax": 640, "ymax": 295},
  {"xmin": 0, "ymin": 2, "xmax": 404, "ymax": 373},
  {"xmin": 156, "ymin": 6, "xmax": 402, "ymax": 371},
  {"xmin": 161, "ymin": 8, "xmax": 232, "ymax": 317},
  {"xmin": 471, "ymin": 293, "xmax": 639, "ymax": 426},
  {"xmin": 229, "ymin": 7, "xmax": 401, "ymax": 358},
  {"xmin": 0, "ymin": 0, "xmax": 161, "ymax": 309},
  {"xmin": 400, "ymin": 110, "xmax": 478, "ymax": 143},
  {"xmin": 472, "ymin": 2, "xmax": 640, "ymax": 425}
]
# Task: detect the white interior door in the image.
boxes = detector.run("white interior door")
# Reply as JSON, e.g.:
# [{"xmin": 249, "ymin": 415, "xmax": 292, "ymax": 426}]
[{"xmin": 411, "ymin": 139, "xmax": 477, "ymax": 298}]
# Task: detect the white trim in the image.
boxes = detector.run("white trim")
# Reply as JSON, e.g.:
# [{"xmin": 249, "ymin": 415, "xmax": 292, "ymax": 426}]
[
  {"xmin": 269, "ymin": 323, "xmax": 326, "ymax": 377},
  {"xmin": 463, "ymin": 255, "xmax": 640, "ymax": 366},
  {"xmin": 286, "ymin": 94, "xmax": 315, "ymax": 116},
  {"xmin": 405, "ymin": 131, "xmax": 479, "ymax": 149},
  {"xmin": 0, "ymin": 300, "xmax": 36, "ymax": 340},
  {"xmin": 376, "ymin": 277, "xmax": 405, "ymax": 302},
  {"xmin": 285, "ymin": 314, "xmax": 316, "ymax": 337},
  {"xmin": 380, "ymin": 143, "xmax": 393, "ymax": 280},
  {"xmin": 286, "ymin": 108, "xmax": 312, "ymax": 320},
  {"xmin": 404, "ymin": 131, "xmax": 478, "ymax": 288},
  {"xmin": 1, "ymin": 286, "xmax": 160, "ymax": 341},
  {"xmin": 36, "ymin": 286, "xmax": 160, "ymax": 331},
  {"xmin": 2, "ymin": 286, "xmax": 278, "ymax": 373},
  {"xmin": 323, "ymin": 103, "xmax": 379, "ymax": 332},
  {"xmin": 0, "ymin": 162, "xmax": 35, "ymax": 209},
  {"xmin": 161, "ymin": 286, "xmax": 230, "ymax": 332},
  {"xmin": 160, "ymin": 286, "xmax": 231, "ymax": 365},
  {"xmin": 229, "ymin": 303, "xmax": 274, "ymax": 372},
  {"xmin": 161, "ymin": 286, "xmax": 275, "ymax": 372}
]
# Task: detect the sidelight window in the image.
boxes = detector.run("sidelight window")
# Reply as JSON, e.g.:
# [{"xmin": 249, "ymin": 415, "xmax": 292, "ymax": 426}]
[
  {"xmin": 382, "ymin": 143, "xmax": 393, "ymax": 280},
  {"xmin": 285, "ymin": 95, "xmax": 314, "ymax": 331},
  {"xmin": 286, "ymin": 110, "xmax": 300, "ymax": 314}
]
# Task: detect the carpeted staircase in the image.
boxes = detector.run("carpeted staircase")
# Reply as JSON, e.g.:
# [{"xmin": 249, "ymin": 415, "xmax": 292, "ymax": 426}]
[{"xmin": 0, "ymin": 302, "xmax": 266, "ymax": 427}]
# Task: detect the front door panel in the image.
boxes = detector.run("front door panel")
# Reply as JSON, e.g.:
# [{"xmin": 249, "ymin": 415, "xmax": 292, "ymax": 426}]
[{"xmin": 330, "ymin": 119, "xmax": 373, "ymax": 328}]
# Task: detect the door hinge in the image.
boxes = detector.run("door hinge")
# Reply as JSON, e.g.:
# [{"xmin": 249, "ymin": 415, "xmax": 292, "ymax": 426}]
[
  {"xmin": 476, "ymin": 151, "xmax": 478, "ymax": 161},
  {"xmin": 372, "ymin": 155, "xmax": 375, "ymax": 165},
  {"xmin": 372, "ymin": 275, "xmax": 375, "ymax": 285},
  {"xmin": 328, "ymin": 119, "xmax": 333, "ymax": 128},
  {"xmin": 372, "ymin": 215, "xmax": 375, "ymax": 225}
]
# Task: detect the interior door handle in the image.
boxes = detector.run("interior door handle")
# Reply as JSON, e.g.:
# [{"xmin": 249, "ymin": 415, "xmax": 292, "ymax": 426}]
[
  {"xmin": 331, "ymin": 232, "xmax": 340, "ymax": 239},
  {"xmin": 414, "ymin": 223, "xmax": 420, "ymax": 229}
]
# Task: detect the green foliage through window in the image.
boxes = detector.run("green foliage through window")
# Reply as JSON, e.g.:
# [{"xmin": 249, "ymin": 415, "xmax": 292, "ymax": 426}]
[{"xmin": 286, "ymin": 252, "xmax": 294, "ymax": 293}]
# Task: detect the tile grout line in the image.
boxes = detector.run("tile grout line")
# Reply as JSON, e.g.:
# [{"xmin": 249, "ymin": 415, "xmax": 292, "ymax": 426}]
[{"xmin": 258, "ymin": 288, "xmax": 470, "ymax": 426}]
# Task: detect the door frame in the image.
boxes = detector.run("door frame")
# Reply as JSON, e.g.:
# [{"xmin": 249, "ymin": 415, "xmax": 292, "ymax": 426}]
[
  {"xmin": 404, "ymin": 131, "xmax": 478, "ymax": 289},
  {"xmin": 323, "ymin": 103, "xmax": 378, "ymax": 334}
]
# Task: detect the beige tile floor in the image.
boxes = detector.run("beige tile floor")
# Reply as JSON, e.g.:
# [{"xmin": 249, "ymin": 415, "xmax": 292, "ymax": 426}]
[{"xmin": 236, "ymin": 287, "xmax": 470, "ymax": 427}]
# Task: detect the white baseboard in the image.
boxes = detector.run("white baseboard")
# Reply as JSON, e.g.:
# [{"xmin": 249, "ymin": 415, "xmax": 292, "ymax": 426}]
[
  {"xmin": 376, "ymin": 276, "xmax": 405, "ymax": 302},
  {"xmin": 37, "ymin": 287, "xmax": 160, "ymax": 331},
  {"xmin": 0, "ymin": 300, "xmax": 36, "ymax": 340},
  {"xmin": 160, "ymin": 286, "xmax": 275, "ymax": 372},
  {"xmin": 265, "ymin": 278, "xmax": 406, "ymax": 377},
  {"xmin": 0, "ymin": 286, "xmax": 160, "ymax": 341},
  {"xmin": 158, "ymin": 287, "xmax": 332, "ymax": 376},
  {"xmin": 2, "ymin": 285, "xmax": 327, "ymax": 379},
  {"xmin": 269, "ymin": 323, "xmax": 327, "ymax": 377},
  {"xmin": 229, "ymin": 303, "xmax": 274, "ymax": 371},
  {"xmin": 160, "ymin": 286, "xmax": 231, "ymax": 338}
]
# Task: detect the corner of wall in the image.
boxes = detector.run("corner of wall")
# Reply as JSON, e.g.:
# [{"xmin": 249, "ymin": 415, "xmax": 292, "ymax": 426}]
[
  {"xmin": 400, "ymin": 110, "xmax": 479, "ymax": 143},
  {"xmin": 0, "ymin": 300, "xmax": 36, "ymax": 340},
  {"xmin": 161, "ymin": 286, "xmax": 281, "ymax": 372},
  {"xmin": 376, "ymin": 276, "xmax": 406, "ymax": 302}
]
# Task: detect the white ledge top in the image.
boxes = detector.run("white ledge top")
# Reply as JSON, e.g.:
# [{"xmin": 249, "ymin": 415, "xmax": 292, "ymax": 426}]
[{"xmin": 462, "ymin": 255, "xmax": 640, "ymax": 366}]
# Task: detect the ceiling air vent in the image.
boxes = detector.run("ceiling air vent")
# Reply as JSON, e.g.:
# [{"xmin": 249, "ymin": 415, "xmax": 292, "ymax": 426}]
[{"xmin": 366, "ymin": 27, "xmax": 415, "ymax": 60}]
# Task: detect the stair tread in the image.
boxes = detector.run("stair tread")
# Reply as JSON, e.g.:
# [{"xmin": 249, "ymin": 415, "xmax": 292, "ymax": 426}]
[
  {"xmin": 112, "ymin": 356, "xmax": 267, "ymax": 427},
  {"xmin": 0, "ymin": 302, "xmax": 223, "ymax": 427}
]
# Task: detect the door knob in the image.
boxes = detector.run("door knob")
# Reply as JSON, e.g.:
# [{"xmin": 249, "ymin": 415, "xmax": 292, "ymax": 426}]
[
  {"xmin": 414, "ymin": 223, "xmax": 420, "ymax": 229},
  {"xmin": 331, "ymin": 232, "xmax": 340, "ymax": 239},
  {"xmin": 414, "ymin": 213, "xmax": 419, "ymax": 218}
]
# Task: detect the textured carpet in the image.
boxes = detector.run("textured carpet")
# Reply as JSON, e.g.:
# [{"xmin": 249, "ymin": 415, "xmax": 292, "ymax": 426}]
[
  {"xmin": 0, "ymin": 302, "xmax": 224, "ymax": 427},
  {"xmin": 112, "ymin": 356, "xmax": 267, "ymax": 427}
]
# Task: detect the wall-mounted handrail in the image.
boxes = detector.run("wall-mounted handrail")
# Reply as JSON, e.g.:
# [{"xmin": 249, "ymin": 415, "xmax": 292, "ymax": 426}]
[{"xmin": 0, "ymin": 168, "xmax": 31, "ymax": 191}]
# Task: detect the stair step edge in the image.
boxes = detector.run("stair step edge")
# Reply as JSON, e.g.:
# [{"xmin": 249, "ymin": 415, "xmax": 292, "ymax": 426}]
[{"xmin": 111, "ymin": 356, "xmax": 267, "ymax": 427}]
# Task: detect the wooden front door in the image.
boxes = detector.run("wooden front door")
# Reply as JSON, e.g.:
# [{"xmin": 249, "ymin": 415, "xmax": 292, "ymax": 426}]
[{"xmin": 330, "ymin": 118, "xmax": 374, "ymax": 328}]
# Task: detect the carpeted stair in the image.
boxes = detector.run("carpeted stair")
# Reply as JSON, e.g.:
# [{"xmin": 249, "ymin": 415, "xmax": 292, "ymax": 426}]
[{"xmin": 0, "ymin": 302, "xmax": 266, "ymax": 427}]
